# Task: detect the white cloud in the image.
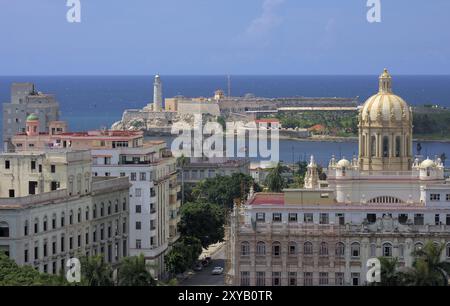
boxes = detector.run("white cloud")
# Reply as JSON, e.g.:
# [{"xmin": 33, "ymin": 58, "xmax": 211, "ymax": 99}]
[{"xmin": 244, "ymin": 0, "xmax": 285, "ymax": 39}]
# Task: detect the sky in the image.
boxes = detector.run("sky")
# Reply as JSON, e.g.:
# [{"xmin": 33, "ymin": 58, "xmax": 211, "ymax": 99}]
[{"xmin": 0, "ymin": 0, "xmax": 450, "ymax": 75}]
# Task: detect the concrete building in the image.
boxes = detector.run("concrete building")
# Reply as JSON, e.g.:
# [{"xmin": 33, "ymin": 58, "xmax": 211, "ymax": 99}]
[
  {"xmin": 0, "ymin": 150, "xmax": 130, "ymax": 274},
  {"xmin": 179, "ymin": 157, "xmax": 250, "ymax": 185},
  {"xmin": 11, "ymin": 124, "xmax": 180, "ymax": 278},
  {"xmin": 3, "ymin": 83, "xmax": 60, "ymax": 152},
  {"xmin": 226, "ymin": 69, "xmax": 450, "ymax": 286}
]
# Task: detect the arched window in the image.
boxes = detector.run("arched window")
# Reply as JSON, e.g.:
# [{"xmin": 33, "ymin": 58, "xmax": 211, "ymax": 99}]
[
  {"xmin": 414, "ymin": 242, "xmax": 423, "ymax": 252},
  {"xmin": 77, "ymin": 174, "xmax": 82, "ymax": 194},
  {"xmin": 361, "ymin": 135, "xmax": 366, "ymax": 156},
  {"xmin": 241, "ymin": 242, "xmax": 250, "ymax": 256},
  {"xmin": 34, "ymin": 218, "xmax": 39, "ymax": 233},
  {"xmin": 0, "ymin": 222, "xmax": 9, "ymax": 237},
  {"xmin": 256, "ymin": 242, "xmax": 266, "ymax": 255},
  {"xmin": 115, "ymin": 200, "xmax": 119, "ymax": 213},
  {"xmin": 85, "ymin": 207, "xmax": 89, "ymax": 220},
  {"xmin": 383, "ymin": 136, "xmax": 389, "ymax": 157},
  {"xmin": 371, "ymin": 136, "xmax": 377, "ymax": 157},
  {"xmin": 289, "ymin": 242, "xmax": 297, "ymax": 255},
  {"xmin": 351, "ymin": 242, "xmax": 360, "ymax": 258},
  {"xmin": 272, "ymin": 242, "xmax": 281, "ymax": 257},
  {"xmin": 77, "ymin": 208, "xmax": 82, "ymax": 223},
  {"xmin": 395, "ymin": 136, "xmax": 401, "ymax": 157},
  {"xmin": 382, "ymin": 243, "xmax": 392, "ymax": 257},
  {"xmin": 446, "ymin": 244, "xmax": 450, "ymax": 258},
  {"xmin": 52, "ymin": 214, "xmax": 57, "ymax": 229},
  {"xmin": 61, "ymin": 212, "xmax": 65, "ymax": 227},
  {"xmin": 69, "ymin": 210, "xmax": 73, "ymax": 225},
  {"xmin": 319, "ymin": 242, "xmax": 328, "ymax": 256},
  {"xmin": 304, "ymin": 242, "xmax": 313, "ymax": 255},
  {"xmin": 108, "ymin": 201, "xmax": 112, "ymax": 215},
  {"xmin": 335, "ymin": 242, "xmax": 345, "ymax": 257},
  {"xmin": 43, "ymin": 216, "xmax": 48, "ymax": 231},
  {"xmin": 93, "ymin": 204, "xmax": 97, "ymax": 219},
  {"xmin": 101, "ymin": 203, "xmax": 105, "ymax": 217}
]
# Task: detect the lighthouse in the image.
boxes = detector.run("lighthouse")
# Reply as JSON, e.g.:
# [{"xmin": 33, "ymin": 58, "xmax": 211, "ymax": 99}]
[{"xmin": 153, "ymin": 74, "xmax": 162, "ymax": 111}]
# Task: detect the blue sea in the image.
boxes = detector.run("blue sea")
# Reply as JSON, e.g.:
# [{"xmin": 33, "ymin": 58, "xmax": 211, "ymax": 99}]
[{"xmin": 1, "ymin": 75, "xmax": 450, "ymax": 165}]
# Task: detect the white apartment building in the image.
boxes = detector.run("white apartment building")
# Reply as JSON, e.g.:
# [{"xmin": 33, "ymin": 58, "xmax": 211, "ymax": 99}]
[{"xmin": 0, "ymin": 150, "xmax": 130, "ymax": 274}]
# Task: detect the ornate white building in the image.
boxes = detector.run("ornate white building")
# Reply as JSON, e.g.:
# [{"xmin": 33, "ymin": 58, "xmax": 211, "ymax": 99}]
[{"xmin": 226, "ymin": 69, "xmax": 450, "ymax": 286}]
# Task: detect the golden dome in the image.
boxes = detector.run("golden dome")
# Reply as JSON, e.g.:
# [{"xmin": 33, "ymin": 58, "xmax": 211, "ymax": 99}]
[{"xmin": 361, "ymin": 69, "xmax": 411, "ymax": 124}]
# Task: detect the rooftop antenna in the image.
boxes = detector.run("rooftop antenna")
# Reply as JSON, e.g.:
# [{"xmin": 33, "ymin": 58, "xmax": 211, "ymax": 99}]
[{"xmin": 227, "ymin": 74, "xmax": 231, "ymax": 97}]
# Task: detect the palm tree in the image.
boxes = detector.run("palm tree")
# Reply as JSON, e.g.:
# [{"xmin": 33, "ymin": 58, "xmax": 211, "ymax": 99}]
[
  {"xmin": 265, "ymin": 162, "xmax": 286, "ymax": 192},
  {"xmin": 177, "ymin": 154, "xmax": 190, "ymax": 205},
  {"xmin": 406, "ymin": 242, "xmax": 450, "ymax": 286},
  {"xmin": 376, "ymin": 257, "xmax": 404, "ymax": 286},
  {"xmin": 80, "ymin": 255, "xmax": 113, "ymax": 286},
  {"xmin": 117, "ymin": 254, "xmax": 156, "ymax": 286}
]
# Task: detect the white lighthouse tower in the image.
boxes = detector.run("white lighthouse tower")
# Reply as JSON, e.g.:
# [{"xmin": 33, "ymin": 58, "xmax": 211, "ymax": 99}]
[{"xmin": 153, "ymin": 74, "xmax": 162, "ymax": 111}]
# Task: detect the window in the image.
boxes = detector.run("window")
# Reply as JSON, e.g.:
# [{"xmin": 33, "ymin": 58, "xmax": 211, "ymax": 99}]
[
  {"xmin": 336, "ymin": 213, "xmax": 345, "ymax": 225},
  {"xmin": 69, "ymin": 210, "xmax": 73, "ymax": 225},
  {"xmin": 140, "ymin": 172, "xmax": 146, "ymax": 181},
  {"xmin": 136, "ymin": 240, "xmax": 142, "ymax": 249},
  {"xmin": 130, "ymin": 173, "xmax": 137, "ymax": 181},
  {"xmin": 367, "ymin": 213, "xmax": 377, "ymax": 223},
  {"xmin": 319, "ymin": 213, "xmax": 329, "ymax": 225},
  {"xmin": 351, "ymin": 242, "xmax": 360, "ymax": 258},
  {"xmin": 120, "ymin": 172, "xmax": 126, "ymax": 177},
  {"xmin": 256, "ymin": 242, "xmax": 266, "ymax": 255},
  {"xmin": 319, "ymin": 272, "xmax": 329, "ymax": 286},
  {"xmin": 399, "ymin": 214, "xmax": 408, "ymax": 224},
  {"xmin": 382, "ymin": 243, "xmax": 392, "ymax": 257},
  {"xmin": 304, "ymin": 272, "xmax": 313, "ymax": 286},
  {"xmin": 51, "ymin": 165, "xmax": 56, "ymax": 173},
  {"xmin": 69, "ymin": 237, "xmax": 73, "ymax": 250},
  {"xmin": 335, "ymin": 273, "xmax": 344, "ymax": 286},
  {"xmin": 101, "ymin": 204, "xmax": 104, "ymax": 217},
  {"xmin": 272, "ymin": 242, "xmax": 281, "ymax": 257},
  {"xmin": 34, "ymin": 246, "xmax": 39, "ymax": 260},
  {"xmin": 136, "ymin": 205, "xmax": 142, "ymax": 213},
  {"xmin": 34, "ymin": 219, "xmax": 39, "ymax": 234},
  {"xmin": 335, "ymin": 242, "xmax": 345, "ymax": 257},
  {"xmin": 289, "ymin": 272, "xmax": 297, "ymax": 286},
  {"xmin": 135, "ymin": 188, "xmax": 142, "ymax": 197},
  {"xmin": 272, "ymin": 272, "xmax": 281, "ymax": 286},
  {"xmin": 382, "ymin": 136, "xmax": 389, "ymax": 157},
  {"xmin": 61, "ymin": 213, "xmax": 65, "ymax": 227},
  {"xmin": 9, "ymin": 189, "xmax": 15, "ymax": 198},
  {"xmin": 414, "ymin": 242, "xmax": 423, "ymax": 251},
  {"xmin": 241, "ymin": 242, "xmax": 250, "ymax": 256},
  {"xmin": 304, "ymin": 213, "xmax": 313, "ymax": 223},
  {"xmin": 289, "ymin": 242, "xmax": 297, "ymax": 255},
  {"xmin": 256, "ymin": 272, "xmax": 265, "ymax": 286},
  {"xmin": 31, "ymin": 160, "xmax": 36, "ymax": 170},
  {"xmin": 256, "ymin": 213, "xmax": 265, "ymax": 222},
  {"xmin": 446, "ymin": 244, "xmax": 450, "ymax": 258},
  {"xmin": 304, "ymin": 242, "xmax": 313, "ymax": 255},
  {"xmin": 24, "ymin": 249, "xmax": 28, "ymax": 262},
  {"xmin": 24, "ymin": 221, "xmax": 29, "ymax": 236},
  {"xmin": 5, "ymin": 160, "xmax": 10, "ymax": 169},
  {"xmin": 414, "ymin": 214, "xmax": 424, "ymax": 225},
  {"xmin": 399, "ymin": 244, "xmax": 405, "ymax": 258},
  {"xmin": 370, "ymin": 244, "xmax": 376, "ymax": 257},
  {"xmin": 52, "ymin": 241, "xmax": 56, "ymax": 255},
  {"xmin": 395, "ymin": 136, "xmax": 401, "ymax": 157},
  {"xmin": 77, "ymin": 209, "xmax": 81, "ymax": 223},
  {"xmin": 371, "ymin": 135, "xmax": 376, "ymax": 157},
  {"xmin": 319, "ymin": 242, "xmax": 328, "ymax": 256},
  {"xmin": 435, "ymin": 214, "xmax": 441, "ymax": 225},
  {"xmin": 288, "ymin": 213, "xmax": 298, "ymax": 222},
  {"xmin": 351, "ymin": 273, "xmax": 360, "ymax": 286},
  {"xmin": 85, "ymin": 208, "xmax": 89, "ymax": 220},
  {"xmin": 107, "ymin": 203, "xmax": 111, "ymax": 215},
  {"xmin": 272, "ymin": 213, "xmax": 282, "ymax": 222},
  {"xmin": 240, "ymin": 271, "xmax": 250, "ymax": 286},
  {"xmin": 447, "ymin": 194, "xmax": 450, "ymax": 201},
  {"xmin": 43, "ymin": 217, "xmax": 47, "ymax": 231},
  {"xmin": 0, "ymin": 222, "xmax": 9, "ymax": 237},
  {"xmin": 430, "ymin": 194, "xmax": 441, "ymax": 201},
  {"xmin": 61, "ymin": 236, "xmax": 65, "ymax": 252},
  {"xmin": 51, "ymin": 181, "xmax": 59, "ymax": 191}
]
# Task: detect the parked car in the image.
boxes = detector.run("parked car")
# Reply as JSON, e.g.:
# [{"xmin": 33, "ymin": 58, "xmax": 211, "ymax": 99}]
[{"xmin": 211, "ymin": 266, "xmax": 224, "ymax": 275}]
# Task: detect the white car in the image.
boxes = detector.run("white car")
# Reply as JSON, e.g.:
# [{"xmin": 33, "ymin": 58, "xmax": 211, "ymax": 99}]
[{"xmin": 211, "ymin": 266, "xmax": 224, "ymax": 275}]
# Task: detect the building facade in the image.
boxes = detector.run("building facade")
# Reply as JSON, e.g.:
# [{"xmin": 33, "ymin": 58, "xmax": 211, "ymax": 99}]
[
  {"xmin": 0, "ymin": 150, "xmax": 130, "ymax": 274},
  {"xmin": 3, "ymin": 83, "xmax": 60, "ymax": 151},
  {"xmin": 11, "ymin": 125, "xmax": 180, "ymax": 278},
  {"xmin": 226, "ymin": 69, "xmax": 450, "ymax": 286}
]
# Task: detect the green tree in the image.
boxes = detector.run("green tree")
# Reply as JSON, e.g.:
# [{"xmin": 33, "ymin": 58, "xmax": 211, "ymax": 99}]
[
  {"xmin": 80, "ymin": 255, "xmax": 114, "ymax": 286},
  {"xmin": 165, "ymin": 236, "xmax": 202, "ymax": 275},
  {"xmin": 0, "ymin": 251, "xmax": 66, "ymax": 286},
  {"xmin": 265, "ymin": 162, "xmax": 286, "ymax": 192},
  {"xmin": 178, "ymin": 202, "xmax": 225, "ymax": 248},
  {"xmin": 406, "ymin": 242, "xmax": 450, "ymax": 286},
  {"xmin": 373, "ymin": 257, "xmax": 405, "ymax": 286},
  {"xmin": 192, "ymin": 173, "xmax": 260, "ymax": 209},
  {"xmin": 117, "ymin": 254, "xmax": 156, "ymax": 286}
]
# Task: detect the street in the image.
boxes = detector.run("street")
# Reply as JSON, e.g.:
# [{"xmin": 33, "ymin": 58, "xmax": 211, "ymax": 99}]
[{"xmin": 179, "ymin": 243, "xmax": 225, "ymax": 286}]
